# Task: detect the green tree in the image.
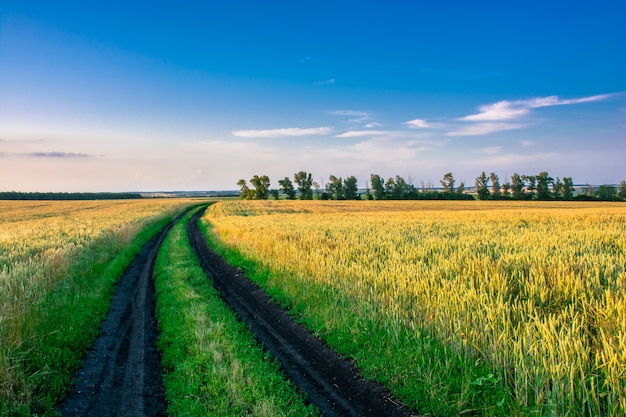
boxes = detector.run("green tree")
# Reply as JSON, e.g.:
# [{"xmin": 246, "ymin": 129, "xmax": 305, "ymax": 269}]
[
  {"xmin": 536, "ymin": 171, "xmax": 554, "ymax": 200},
  {"xmin": 326, "ymin": 175, "xmax": 344, "ymax": 200},
  {"xmin": 596, "ymin": 185, "xmax": 617, "ymax": 201},
  {"xmin": 562, "ymin": 177, "xmax": 575, "ymax": 200},
  {"xmin": 294, "ymin": 171, "xmax": 313, "ymax": 200},
  {"xmin": 475, "ymin": 171, "xmax": 490, "ymax": 200},
  {"xmin": 618, "ymin": 181, "xmax": 626, "ymax": 201},
  {"xmin": 511, "ymin": 173, "xmax": 525, "ymax": 200},
  {"xmin": 237, "ymin": 179, "xmax": 251, "ymax": 200},
  {"xmin": 553, "ymin": 177, "xmax": 564, "ymax": 200},
  {"xmin": 456, "ymin": 181, "xmax": 466, "ymax": 195},
  {"xmin": 343, "ymin": 176, "xmax": 359, "ymax": 200},
  {"xmin": 522, "ymin": 175, "xmax": 537, "ymax": 198},
  {"xmin": 250, "ymin": 175, "xmax": 270, "ymax": 200},
  {"xmin": 489, "ymin": 172, "xmax": 501, "ymax": 199},
  {"xmin": 370, "ymin": 174, "xmax": 386, "ymax": 200},
  {"xmin": 278, "ymin": 177, "xmax": 296, "ymax": 200},
  {"xmin": 269, "ymin": 189, "xmax": 280, "ymax": 199},
  {"xmin": 440, "ymin": 172, "xmax": 455, "ymax": 193},
  {"xmin": 502, "ymin": 182, "xmax": 511, "ymax": 198}
]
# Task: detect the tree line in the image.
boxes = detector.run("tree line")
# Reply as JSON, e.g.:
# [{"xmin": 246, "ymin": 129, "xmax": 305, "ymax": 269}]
[{"xmin": 237, "ymin": 171, "xmax": 626, "ymax": 202}]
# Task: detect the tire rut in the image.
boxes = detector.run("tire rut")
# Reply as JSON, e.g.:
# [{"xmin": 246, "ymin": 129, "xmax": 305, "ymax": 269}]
[
  {"xmin": 56, "ymin": 212, "xmax": 186, "ymax": 417},
  {"xmin": 187, "ymin": 207, "xmax": 416, "ymax": 417}
]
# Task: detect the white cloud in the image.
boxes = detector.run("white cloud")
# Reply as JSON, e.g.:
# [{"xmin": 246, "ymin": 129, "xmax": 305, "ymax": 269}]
[
  {"xmin": 232, "ymin": 127, "xmax": 332, "ymax": 138},
  {"xmin": 335, "ymin": 130, "xmax": 392, "ymax": 138},
  {"xmin": 316, "ymin": 78, "xmax": 335, "ymax": 85},
  {"xmin": 329, "ymin": 110, "xmax": 369, "ymax": 117},
  {"xmin": 405, "ymin": 118, "xmax": 433, "ymax": 128},
  {"xmin": 447, "ymin": 122, "xmax": 527, "ymax": 136},
  {"xmin": 483, "ymin": 146, "xmax": 504, "ymax": 154},
  {"xmin": 460, "ymin": 93, "xmax": 612, "ymax": 122},
  {"xmin": 365, "ymin": 122, "xmax": 382, "ymax": 128}
]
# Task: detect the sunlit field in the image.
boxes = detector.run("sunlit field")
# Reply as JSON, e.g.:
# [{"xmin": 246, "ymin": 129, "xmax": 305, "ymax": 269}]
[
  {"xmin": 203, "ymin": 200, "xmax": 626, "ymax": 416},
  {"xmin": 0, "ymin": 199, "xmax": 196, "ymax": 415}
]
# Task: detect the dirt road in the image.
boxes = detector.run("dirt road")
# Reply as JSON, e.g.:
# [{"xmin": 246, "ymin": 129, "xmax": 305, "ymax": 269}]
[
  {"xmin": 55, "ymin": 215, "xmax": 180, "ymax": 417},
  {"xmin": 57, "ymin": 206, "xmax": 415, "ymax": 416}
]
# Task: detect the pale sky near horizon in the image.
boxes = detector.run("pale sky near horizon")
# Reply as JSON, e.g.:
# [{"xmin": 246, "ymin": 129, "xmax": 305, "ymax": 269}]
[{"xmin": 1, "ymin": 1, "xmax": 625, "ymax": 192}]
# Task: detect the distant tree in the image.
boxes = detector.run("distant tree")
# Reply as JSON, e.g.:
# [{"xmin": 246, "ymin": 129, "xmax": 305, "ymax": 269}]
[
  {"xmin": 553, "ymin": 177, "xmax": 564, "ymax": 200},
  {"xmin": 278, "ymin": 177, "xmax": 296, "ymax": 200},
  {"xmin": 326, "ymin": 175, "xmax": 344, "ymax": 200},
  {"xmin": 511, "ymin": 173, "xmax": 525, "ymax": 200},
  {"xmin": 343, "ymin": 176, "xmax": 359, "ymax": 200},
  {"xmin": 370, "ymin": 174, "xmax": 386, "ymax": 200},
  {"xmin": 237, "ymin": 179, "xmax": 251, "ymax": 200},
  {"xmin": 536, "ymin": 171, "xmax": 554, "ymax": 200},
  {"xmin": 385, "ymin": 175, "xmax": 410, "ymax": 199},
  {"xmin": 619, "ymin": 180, "xmax": 626, "ymax": 201},
  {"xmin": 250, "ymin": 175, "xmax": 271, "ymax": 199},
  {"xmin": 312, "ymin": 181, "xmax": 321, "ymax": 199},
  {"xmin": 269, "ymin": 189, "xmax": 280, "ymax": 200},
  {"xmin": 456, "ymin": 181, "xmax": 466, "ymax": 195},
  {"xmin": 440, "ymin": 172, "xmax": 456, "ymax": 193},
  {"xmin": 522, "ymin": 175, "xmax": 537, "ymax": 198},
  {"xmin": 596, "ymin": 185, "xmax": 618, "ymax": 201},
  {"xmin": 294, "ymin": 171, "xmax": 314, "ymax": 200},
  {"xmin": 562, "ymin": 177, "xmax": 575, "ymax": 200},
  {"xmin": 475, "ymin": 171, "xmax": 490, "ymax": 200},
  {"xmin": 502, "ymin": 182, "xmax": 511, "ymax": 198},
  {"xmin": 489, "ymin": 172, "xmax": 501, "ymax": 199}
]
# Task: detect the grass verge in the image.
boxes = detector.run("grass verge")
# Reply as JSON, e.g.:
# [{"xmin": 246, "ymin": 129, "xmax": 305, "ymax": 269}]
[
  {"xmin": 154, "ymin": 207, "xmax": 318, "ymax": 417},
  {"xmin": 1, "ymin": 210, "xmax": 186, "ymax": 417}
]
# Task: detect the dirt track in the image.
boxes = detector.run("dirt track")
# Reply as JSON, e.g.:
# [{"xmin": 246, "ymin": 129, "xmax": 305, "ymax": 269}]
[
  {"xmin": 55, "ymin": 215, "xmax": 180, "ymax": 417},
  {"xmin": 187, "ymin": 208, "xmax": 414, "ymax": 417},
  {"xmin": 57, "ymin": 206, "xmax": 415, "ymax": 417}
]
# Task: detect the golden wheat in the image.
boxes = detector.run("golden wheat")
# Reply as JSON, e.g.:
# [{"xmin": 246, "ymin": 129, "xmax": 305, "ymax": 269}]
[{"xmin": 204, "ymin": 200, "xmax": 626, "ymax": 415}]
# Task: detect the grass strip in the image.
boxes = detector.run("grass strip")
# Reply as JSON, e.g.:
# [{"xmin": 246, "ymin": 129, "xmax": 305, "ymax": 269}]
[
  {"xmin": 2, "ymin": 210, "xmax": 187, "ymax": 417},
  {"xmin": 154, "ymin": 207, "xmax": 318, "ymax": 417}
]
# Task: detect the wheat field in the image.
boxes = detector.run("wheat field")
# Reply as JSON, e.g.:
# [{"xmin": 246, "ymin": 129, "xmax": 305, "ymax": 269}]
[
  {"xmin": 0, "ymin": 199, "xmax": 194, "ymax": 414},
  {"xmin": 204, "ymin": 200, "xmax": 626, "ymax": 416}
]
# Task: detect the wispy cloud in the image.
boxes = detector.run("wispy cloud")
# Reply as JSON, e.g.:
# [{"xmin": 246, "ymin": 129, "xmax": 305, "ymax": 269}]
[
  {"xmin": 232, "ymin": 127, "xmax": 332, "ymax": 138},
  {"xmin": 329, "ymin": 109, "xmax": 371, "ymax": 123},
  {"xmin": 335, "ymin": 130, "xmax": 392, "ymax": 138},
  {"xmin": 27, "ymin": 152, "xmax": 90, "ymax": 158},
  {"xmin": 316, "ymin": 78, "xmax": 335, "ymax": 85},
  {"xmin": 460, "ymin": 94, "xmax": 612, "ymax": 122},
  {"xmin": 447, "ymin": 122, "xmax": 527, "ymax": 136},
  {"xmin": 404, "ymin": 118, "xmax": 444, "ymax": 129}
]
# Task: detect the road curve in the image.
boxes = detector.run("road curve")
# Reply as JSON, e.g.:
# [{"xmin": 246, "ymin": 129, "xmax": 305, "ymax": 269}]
[{"xmin": 187, "ymin": 207, "xmax": 416, "ymax": 417}]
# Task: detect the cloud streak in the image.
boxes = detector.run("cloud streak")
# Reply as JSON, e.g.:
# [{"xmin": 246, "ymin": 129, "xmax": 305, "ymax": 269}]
[
  {"xmin": 447, "ymin": 122, "xmax": 527, "ymax": 136},
  {"xmin": 27, "ymin": 152, "xmax": 90, "ymax": 158},
  {"xmin": 460, "ymin": 94, "xmax": 612, "ymax": 122},
  {"xmin": 232, "ymin": 127, "xmax": 332, "ymax": 138}
]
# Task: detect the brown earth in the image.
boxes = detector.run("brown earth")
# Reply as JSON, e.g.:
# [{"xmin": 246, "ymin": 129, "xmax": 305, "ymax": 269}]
[{"xmin": 56, "ymin": 206, "xmax": 417, "ymax": 417}]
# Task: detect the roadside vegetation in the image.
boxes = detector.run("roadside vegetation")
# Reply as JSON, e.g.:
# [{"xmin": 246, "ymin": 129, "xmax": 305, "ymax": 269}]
[
  {"xmin": 154, "ymin": 207, "xmax": 318, "ymax": 417},
  {"xmin": 202, "ymin": 200, "xmax": 626, "ymax": 416},
  {"xmin": 0, "ymin": 199, "xmax": 195, "ymax": 416}
]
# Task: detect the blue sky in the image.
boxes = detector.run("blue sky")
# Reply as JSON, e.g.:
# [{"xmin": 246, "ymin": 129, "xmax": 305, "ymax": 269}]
[{"xmin": 1, "ymin": 1, "xmax": 624, "ymax": 192}]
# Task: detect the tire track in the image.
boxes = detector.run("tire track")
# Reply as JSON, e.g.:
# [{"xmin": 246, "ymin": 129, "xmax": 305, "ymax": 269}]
[
  {"xmin": 187, "ymin": 207, "xmax": 415, "ymax": 417},
  {"xmin": 56, "ymin": 212, "xmax": 186, "ymax": 417}
]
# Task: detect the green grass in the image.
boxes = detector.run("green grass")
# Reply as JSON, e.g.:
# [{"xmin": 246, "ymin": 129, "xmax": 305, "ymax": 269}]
[
  {"xmin": 154, "ymin": 207, "xmax": 318, "ymax": 417},
  {"xmin": 1, "ymin": 213, "xmax": 183, "ymax": 417}
]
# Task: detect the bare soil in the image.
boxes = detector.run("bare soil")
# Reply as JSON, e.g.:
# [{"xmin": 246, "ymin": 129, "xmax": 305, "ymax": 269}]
[{"xmin": 57, "ymin": 207, "xmax": 416, "ymax": 416}]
